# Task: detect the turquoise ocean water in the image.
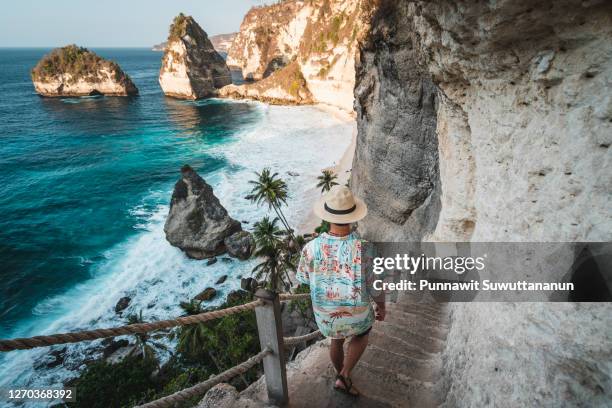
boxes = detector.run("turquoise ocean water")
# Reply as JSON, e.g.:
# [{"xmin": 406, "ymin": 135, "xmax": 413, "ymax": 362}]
[{"xmin": 0, "ymin": 48, "xmax": 352, "ymax": 391}]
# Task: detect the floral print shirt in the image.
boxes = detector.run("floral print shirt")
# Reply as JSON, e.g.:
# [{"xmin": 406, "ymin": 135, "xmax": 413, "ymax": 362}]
[{"xmin": 296, "ymin": 232, "xmax": 375, "ymax": 339}]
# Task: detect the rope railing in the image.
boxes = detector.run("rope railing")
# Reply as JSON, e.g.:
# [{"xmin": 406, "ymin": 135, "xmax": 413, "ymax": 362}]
[
  {"xmin": 1, "ymin": 291, "xmax": 316, "ymax": 407},
  {"xmin": 134, "ymin": 347, "xmax": 272, "ymax": 408},
  {"xmin": 0, "ymin": 294, "xmax": 313, "ymax": 352},
  {"xmin": 283, "ymin": 330, "xmax": 321, "ymax": 346},
  {"xmin": 0, "ymin": 300, "xmax": 263, "ymax": 352}
]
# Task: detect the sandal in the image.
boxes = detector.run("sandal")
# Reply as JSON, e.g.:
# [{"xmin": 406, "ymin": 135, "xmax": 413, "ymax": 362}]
[{"xmin": 334, "ymin": 374, "xmax": 360, "ymax": 397}]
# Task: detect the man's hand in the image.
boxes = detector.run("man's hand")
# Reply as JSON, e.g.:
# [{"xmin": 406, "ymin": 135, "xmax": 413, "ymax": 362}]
[{"xmin": 374, "ymin": 303, "xmax": 386, "ymax": 321}]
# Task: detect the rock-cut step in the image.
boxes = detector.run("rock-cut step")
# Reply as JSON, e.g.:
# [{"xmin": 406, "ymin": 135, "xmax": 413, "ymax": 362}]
[{"xmin": 198, "ymin": 296, "xmax": 451, "ymax": 407}]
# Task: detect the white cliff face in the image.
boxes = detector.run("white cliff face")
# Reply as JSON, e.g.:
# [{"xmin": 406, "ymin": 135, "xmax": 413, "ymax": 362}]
[
  {"xmin": 226, "ymin": 1, "xmax": 310, "ymax": 80},
  {"xmin": 224, "ymin": 0, "xmax": 366, "ymax": 112},
  {"xmin": 159, "ymin": 14, "xmax": 232, "ymax": 100},
  {"xmin": 219, "ymin": 61, "xmax": 313, "ymax": 105},
  {"xmin": 353, "ymin": 0, "xmax": 612, "ymax": 405},
  {"xmin": 31, "ymin": 46, "xmax": 138, "ymax": 97},
  {"xmin": 33, "ymin": 73, "xmax": 135, "ymax": 97},
  {"xmin": 159, "ymin": 41, "xmax": 199, "ymax": 99}
]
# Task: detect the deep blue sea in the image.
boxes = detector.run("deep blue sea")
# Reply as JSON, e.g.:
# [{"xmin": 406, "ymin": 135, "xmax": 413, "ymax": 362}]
[{"xmin": 0, "ymin": 48, "xmax": 352, "ymax": 389}]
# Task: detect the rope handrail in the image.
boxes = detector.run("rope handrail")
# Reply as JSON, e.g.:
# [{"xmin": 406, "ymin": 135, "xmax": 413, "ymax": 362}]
[
  {"xmin": 0, "ymin": 293, "xmax": 312, "ymax": 352},
  {"xmin": 135, "ymin": 347, "xmax": 272, "ymax": 408},
  {"xmin": 0, "ymin": 300, "xmax": 263, "ymax": 352},
  {"xmin": 283, "ymin": 329, "xmax": 321, "ymax": 346}
]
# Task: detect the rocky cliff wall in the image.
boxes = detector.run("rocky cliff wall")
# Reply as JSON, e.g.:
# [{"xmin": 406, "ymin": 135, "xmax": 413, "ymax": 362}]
[
  {"xmin": 224, "ymin": 0, "xmax": 367, "ymax": 111},
  {"xmin": 159, "ymin": 14, "xmax": 232, "ymax": 99},
  {"xmin": 352, "ymin": 0, "xmax": 612, "ymax": 405}
]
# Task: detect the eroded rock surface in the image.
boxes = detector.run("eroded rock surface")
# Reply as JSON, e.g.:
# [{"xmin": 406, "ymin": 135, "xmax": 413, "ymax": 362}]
[
  {"xmin": 164, "ymin": 165, "xmax": 241, "ymax": 259},
  {"xmin": 223, "ymin": 0, "xmax": 369, "ymax": 111},
  {"xmin": 224, "ymin": 231, "xmax": 255, "ymax": 260},
  {"xmin": 352, "ymin": 0, "xmax": 612, "ymax": 406},
  {"xmin": 159, "ymin": 14, "xmax": 232, "ymax": 99},
  {"xmin": 31, "ymin": 45, "xmax": 138, "ymax": 97}
]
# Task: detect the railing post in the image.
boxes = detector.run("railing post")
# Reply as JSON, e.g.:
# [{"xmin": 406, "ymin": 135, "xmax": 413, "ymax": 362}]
[{"xmin": 254, "ymin": 289, "xmax": 288, "ymax": 406}]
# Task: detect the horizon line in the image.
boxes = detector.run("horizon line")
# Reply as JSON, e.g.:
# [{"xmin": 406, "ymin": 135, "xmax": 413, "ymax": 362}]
[{"xmin": 0, "ymin": 46, "xmax": 161, "ymax": 49}]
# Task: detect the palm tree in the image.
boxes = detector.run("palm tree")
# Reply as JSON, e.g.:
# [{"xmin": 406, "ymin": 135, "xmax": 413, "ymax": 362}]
[
  {"xmin": 253, "ymin": 216, "xmax": 284, "ymax": 249},
  {"xmin": 248, "ymin": 168, "xmax": 293, "ymax": 237},
  {"xmin": 252, "ymin": 239, "xmax": 295, "ymax": 292},
  {"xmin": 126, "ymin": 310, "xmax": 171, "ymax": 361},
  {"xmin": 176, "ymin": 300, "xmax": 208, "ymax": 358},
  {"xmin": 316, "ymin": 169, "xmax": 338, "ymax": 193}
]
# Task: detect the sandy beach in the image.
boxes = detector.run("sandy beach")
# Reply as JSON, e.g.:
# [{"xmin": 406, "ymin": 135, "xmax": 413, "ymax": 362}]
[{"xmin": 297, "ymin": 104, "xmax": 357, "ymax": 234}]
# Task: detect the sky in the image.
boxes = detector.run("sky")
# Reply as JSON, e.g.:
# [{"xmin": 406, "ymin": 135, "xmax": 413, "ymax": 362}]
[{"xmin": 0, "ymin": 0, "xmax": 269, "ymax": 47}]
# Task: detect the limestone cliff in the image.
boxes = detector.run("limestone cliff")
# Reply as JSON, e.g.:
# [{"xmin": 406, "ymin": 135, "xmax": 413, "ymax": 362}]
[
  {"xmin": 31, "ymin": 45, "xmax": 138, "ymax": 97},
  {"xmin": 223, "ymin": 0, "xmax": 368, "ymax": 111},
  {"xmin": 210, "ymin": 33, "xmax": 237, "ymax": 55},
  {"xmin": 352, "ymin": 0, "xmax": 612, "ymax": 405},
  {"xmin": 219, "ymin": 61, "xmax": 313, "ymax": 105},
  {"xmin": 159, "ymin": 14, "xmax": 232, "ymax": 99}
]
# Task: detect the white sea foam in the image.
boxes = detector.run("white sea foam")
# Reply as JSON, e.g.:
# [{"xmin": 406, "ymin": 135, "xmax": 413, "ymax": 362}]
[{"xmin": 0, "ymin": 103, "xmax": 353, "ymax": 397}]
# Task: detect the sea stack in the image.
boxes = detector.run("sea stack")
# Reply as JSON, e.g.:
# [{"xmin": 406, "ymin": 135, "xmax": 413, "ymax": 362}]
[
  {"xmin": 31, "ymin": 45, "xmax": 138, "ymax": 97},
  {"xmin": 159, "ymin": 13, "xmax": 232, "ymax": 99},
  {"xmin": 164, "ymin": 165, "xmax": 250, "ymax": 260}
]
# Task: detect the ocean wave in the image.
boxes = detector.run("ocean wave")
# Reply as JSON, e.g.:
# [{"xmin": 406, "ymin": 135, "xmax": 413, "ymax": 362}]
[{"xmin": 0, "ymin": 104, "xmax": 353, "ymax": 397}]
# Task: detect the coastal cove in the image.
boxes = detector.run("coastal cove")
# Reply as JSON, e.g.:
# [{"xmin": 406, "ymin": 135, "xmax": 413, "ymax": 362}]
[{"xmin": 0, "ymin": 48, "xmax": 353, "ymax": 388}]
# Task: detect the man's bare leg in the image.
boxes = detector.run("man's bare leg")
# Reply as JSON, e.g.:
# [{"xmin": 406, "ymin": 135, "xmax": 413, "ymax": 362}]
[
  {"xmin": 335, "ymin": 334, "xmax": 369, "ymax": 395},
  {"xmin": 330, "ymin": 338, "xmax": 345, "ymax": 374}
]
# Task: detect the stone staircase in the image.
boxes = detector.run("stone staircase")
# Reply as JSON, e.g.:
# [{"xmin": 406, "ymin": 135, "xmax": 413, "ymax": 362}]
[{"xmin": 199, "ymin": 293, "xmax": 450, "ymax": 408}]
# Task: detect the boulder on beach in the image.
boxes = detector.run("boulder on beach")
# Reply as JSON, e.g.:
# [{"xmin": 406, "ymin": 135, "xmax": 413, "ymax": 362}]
[
  {"xmin": 114, "ymin": 296, "xmax": 131, "ymax": 314},
  {"xmin": 31, "ymin": 45, "xmax": 138, "ymax": 97},
  {"xmin": 159, "ymin": 13, "xmax": 232, "ymax": 99},
  {"xmin": 224, "ymin": 231, "xmax": 254, "ymax": 260},
  {"xmin": 164, "ymin": 165, "xmax": 242, "ymax": 259},
  {"xmin": 194, "ymin": 287, "xmax": 217, "ymax": 302},
  {"xmin": 226, "ymin": 289, "xmax": 251, "ymax": 305},
  {"xmin": 215, "ymin": 275, "xmax": 228, "ymax": 284},
  {"xmin": 102, "ymin": 339, "xmax": 129, "ymax": 358}
]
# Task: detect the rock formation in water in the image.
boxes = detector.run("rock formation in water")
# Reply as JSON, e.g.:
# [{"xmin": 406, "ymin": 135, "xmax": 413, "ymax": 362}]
[
  {"xmin": 164, "ymin": 165, "xmax": 243, "ymax": 259},
  {"xmin": 31, "ymin": 45, "xmax": 138, "ymax": 97},
  {"xmin": 209, "ymin": 33, "xmax": 237, "ymax": 54},
  {"xmin": 222, "ymin": 0, "xmax": 368, "ymax": 110},
  {"xmin": 159, "ymin": 13, "xmax": 232, "ymax": 99},
  {"xmin": 154, "ymin": 33, "xmax": 236, "ymax": 54},
  {"xmin": 224, "ymin": 231, "xmax": 255, "ymax": 260},
  {"xmin": 219, "ymin": 61, "xmax": 313, "ymax": 104},
  {"xmin": 352, "ymin": 0, "xmax": 612, "ymax": 406},
  {"xmin": 152, "ymin": 42, "xmax": 167, "ymax": 52}
]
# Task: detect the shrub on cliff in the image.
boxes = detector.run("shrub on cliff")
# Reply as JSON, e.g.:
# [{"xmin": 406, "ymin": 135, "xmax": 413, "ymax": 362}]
[
  {"xmin": 31, "ymin": 45, "xmax": 127, "ymax": 84},
  {"xmin": 169, "ymin": 13, "xmax": 189, "ymax": 41},
  {"xmin": 70, "ymin": 355, "xmax": 159, "ymax": 408},
  {"xmin": 176, "ymin": 292, "xmax": 260, "ymax": 387}
]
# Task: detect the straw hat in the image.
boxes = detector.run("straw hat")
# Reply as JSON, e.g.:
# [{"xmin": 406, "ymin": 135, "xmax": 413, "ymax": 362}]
[{"xmin": 313, "ymin": 185, "xmax": 368, "ymax": 224}]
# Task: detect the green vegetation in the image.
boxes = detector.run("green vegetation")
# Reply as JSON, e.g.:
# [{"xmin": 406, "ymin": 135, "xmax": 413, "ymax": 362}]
[
  {"xmin": 317, "ymin": 169, "xmax": 339, "ymax": 193},
  {"xmin": 252, "ymin": 217, "xmax": 295, "ymax": 291},
  {"xmin": 31, "ymin": 45, "xmax": 123, "ymax": 83},
  {"xmin": 67, "ymin": 165, "xmax": 333, "ymax": 405},
  {"xmin": 315, "ymin": 220, "xmax": 330, "ymax": 234},
  {"xmin": 288, "ymin": 284, "xmax": 313, "ymax": 325},
  {"xmin": 247, "ymin": 168, "xmax": 293, "ymax": 236},
  {"xmin": 168, "ymin": 13, "xmax": 190, "ymax": 41},
  {"xmin": 69, "ymin": 292, "xmax": 261, "ymax": 408},
  {"xmin": 71, "ymin": 355, "xmax": 159, "ymax": 408}
]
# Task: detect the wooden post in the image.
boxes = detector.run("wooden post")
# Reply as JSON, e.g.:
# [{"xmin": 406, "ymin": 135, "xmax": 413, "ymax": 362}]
[{"xmin": 254, "ymin": 289, "xmax": 288, "ymax": 406}]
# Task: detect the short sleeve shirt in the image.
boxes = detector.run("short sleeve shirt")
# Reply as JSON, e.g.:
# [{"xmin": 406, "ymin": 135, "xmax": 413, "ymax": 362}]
[{"xmin": 296, "ymin": 232, "xmax": 374, "ymax": 339}]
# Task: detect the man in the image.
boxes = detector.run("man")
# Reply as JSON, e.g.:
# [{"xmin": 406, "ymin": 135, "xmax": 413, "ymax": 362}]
[{"xmin": 297, "ymin": 185, "xmax": 386, "ymax": 397}]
